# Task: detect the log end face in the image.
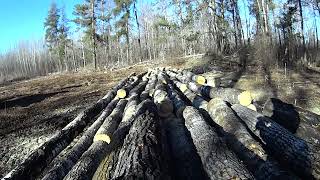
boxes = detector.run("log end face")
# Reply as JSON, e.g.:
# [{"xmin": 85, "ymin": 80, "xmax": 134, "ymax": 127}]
[
  {"xmin": 196, "ymin": 76, "xmax": 206, "ymax": 85},
  {"xmin": 117, "ymin": 89, "xmax": 127, "ymax": 99},
  {"xmin": 94, "ymin": 134, "xmax": 111, "ymax": 144},
  {"xmin": 238, "ymin": 91, "xmax": 253, "ymax": 106}
]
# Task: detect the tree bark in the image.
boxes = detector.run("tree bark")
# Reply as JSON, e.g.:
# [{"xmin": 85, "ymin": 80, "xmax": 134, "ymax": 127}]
[
  {"xmin": 2, "ymin": 76, "xmax": 131, "ymax": 180},
  {"xmin": 112, "ymin": 102, "xmax": 171, "ymax": 180},
  {"xmin": 208, "ymin": 98, "xmax": 297, "ymax": 179},
  {"xmin": 63, "ymin": 99, "xmax": 128, "ymax": 180},
  {"xmin": 232, "ymin": 104, "xmax": 320, "ymax": 179},
  {"xmin": 263, "ymin": 98, "xmax": 320, "ymax": 147},
  {"xmin": 40, "ymin": 98, "xmax": 121, "ymax": 180},
  {"xmin": 182, "ymin": 106, "xmax": 253, "ymax": 179}
]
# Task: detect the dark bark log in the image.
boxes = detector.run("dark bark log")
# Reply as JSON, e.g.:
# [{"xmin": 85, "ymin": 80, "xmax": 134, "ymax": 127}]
[
  {"xmin": 64, "ymin": 99, "xmax": 156, "ymax": 180},
  {"xmin": 2, "ymin": 76, "xmax": 131, "ymax": 180},
  {"xmin": 232, "ymin": 104, "xmax": 320, "ymax": 179},
  {"xmin": 163, "ymin": 115, "xmax": 209, "ymax": 180},
  {"xmin": 63, "ymin": 99, "xmax": 128, "ymax": 180},
  {"xmin": 167, "ymin": 83, "xmax": 186, "ymax": 118},
  {"xmin": 208, "ymin": 98, "xmax": 297, "ymax": 180},
  {"xmin": 182, "ymin": 106, "xmax": 253, "ymax": 179},
  {"xmin": 140, "ymin": 74, "xmax": 157, "ymax": 101},
  {"xmin": 112, "ymin": 102, "xmax": 171, "ymax": 180},
  {"xmin": 41, "ymin": 98, "xmax": 120, "ymax": 180},
  {"xmin": 263, "ymin": 98, "xmax": 320, "ymax": 146}
]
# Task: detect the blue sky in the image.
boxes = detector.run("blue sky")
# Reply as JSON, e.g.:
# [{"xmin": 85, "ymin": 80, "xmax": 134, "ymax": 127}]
[{"xmin": 0, "ymin": 0, "xmax": 82, "ymax": 53}]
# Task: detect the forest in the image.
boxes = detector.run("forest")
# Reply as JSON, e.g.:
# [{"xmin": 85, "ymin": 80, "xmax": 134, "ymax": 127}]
[{"xmin": 0, "ymin": 0, "xmax": 319, "ymax": 83}]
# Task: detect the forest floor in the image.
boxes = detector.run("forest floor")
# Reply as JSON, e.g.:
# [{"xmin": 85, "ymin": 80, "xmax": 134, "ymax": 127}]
[{"xmin": 0, "ymin": 54, "xmax": 320, "ymax": 177}]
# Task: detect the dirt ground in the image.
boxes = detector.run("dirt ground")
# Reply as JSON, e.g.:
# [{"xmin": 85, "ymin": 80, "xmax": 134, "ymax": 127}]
[{"xmin": 0, "ymin": 55, "xmax": 319, "ymax": 177}]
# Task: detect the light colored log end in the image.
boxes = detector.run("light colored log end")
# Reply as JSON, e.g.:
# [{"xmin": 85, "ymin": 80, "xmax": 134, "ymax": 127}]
[
  {"xmin": 196, "ymin": 75, "xmax": 206, "ymax": 85},
  {"xmin": 238, "ymin": 91, "xmax": 252, "ymax": 106},
  {"xmin": 246, "ymin": 104, "xmax": 257, "ymax": 111},
  {"xmin": 116, "ymin": 89, "xmax": 127, "ymax": 99},
  {"xmin": 94, "ymin": 134, "xmax": 111, "ymax": 144},
  {"xmin": 179, "ymin": 84, "xmax": 188, "ymax": 93}
]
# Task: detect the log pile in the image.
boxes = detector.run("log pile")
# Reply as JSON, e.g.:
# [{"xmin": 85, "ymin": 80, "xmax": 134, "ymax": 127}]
[{"xmin": 2, "ymin": 68, "xmax": 320, "ymax": 180}]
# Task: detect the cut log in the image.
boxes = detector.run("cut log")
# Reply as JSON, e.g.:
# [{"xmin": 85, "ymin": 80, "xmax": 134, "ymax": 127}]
[
  {"xmin": 163, "ymin": 115, "xmax": 208, "ymax": 180},
  {"xmin": 2, "ymin": 76, "xmax": 131, "ymax": 180},
  {"xmin": 152, "ymin": 75, "xmax": 173, "ymax": 118},
  {"xmin": 92, "ymin": 90, "xmax": 154, "ymax": 180},
  {"xmin": 232, "ymin": 104, "xmax": 320, "ymax": 179},
  {"xmin": 174, "ymin": 80, "xmax": 208, "ymax": 111},
  {"xmin": 182, "ymin": 106, "xmax": 253, "ymax": 179},
  {"xmin": 263, "ymin": 98, "xmax": 320, "ymax": 146},
  {"xmin": 167, "ymin": 83, "xmax": 186, "ymax": 118},
  {"xmin": 207, "ymin": 98, "xmax": 297, "ymax": 180},
  {"xmin": 41, "ymin": 98, "xmax": 120, "ymax": 180},
  {"xmin": 63, "ymin": 99, "xmax": 128, "ymax": 180},
  {"xmin": 64, "ymin": 99, "xmax": 156, "ymax": 180},
  {"xmin": 112, "ymin": 102, "xmax": 171, "ymax": 180}
]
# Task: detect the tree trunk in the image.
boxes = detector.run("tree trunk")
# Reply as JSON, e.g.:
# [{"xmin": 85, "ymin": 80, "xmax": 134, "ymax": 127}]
[
  {"xmin": 41, "ymin": 98, "xmax": 121, "ymax": 180},
  {"xmin": 91, "ymin": 0, "xmax": 97, "ymax": 70},
  {"xmin": 112, "ymin": 102, "xmax": 171, "ymax": 179},
  {"xmin": 182, "ymin": 106, "xmax": 253, "ymax": 179},
  {"xmin": 2, "ymin": 76, "xmax": 131, "ymax": 180},
  {"xmin": 232, "ymin": 104, "xmax": 320, "ymax": 179},
  {"xmin": 262, "ymin": 98, "xmax": 320, "ymax": 146},
  {"xmin": 63, "ymin": 99, "xmax": 128, "ymax": 180},
  {"xmin": 207, "ymin": 98, "xmax": 297, "ymax": 179}
]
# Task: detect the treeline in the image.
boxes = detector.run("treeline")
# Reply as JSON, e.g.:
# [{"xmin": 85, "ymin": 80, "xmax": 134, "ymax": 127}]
[{"xmin": 0, "ymin": 0, "xmax": 319, "ymax": 82}]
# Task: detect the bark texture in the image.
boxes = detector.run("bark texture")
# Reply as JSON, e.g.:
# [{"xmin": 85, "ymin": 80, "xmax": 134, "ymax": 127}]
[
  {"xmin": 232, "ymin": 104, "xmax": 320, "ymax": 179},
  {"xmin": 182, "ymin": 106, "xmax": 253, "ymax": 179},
  {"xmin": 2, "ymin": 76, "xmax": 131, "ymax": 180},
  {"xmin": 208, "ymin": 98, "xmax": 296, "ymax": 180},
  {"xmin": 112, "ymin": 102, "xmax": 171, "ymax": 180},
  {"xmin": 63, "ymin": 99, "xmax": 128, "ymax": 180}
]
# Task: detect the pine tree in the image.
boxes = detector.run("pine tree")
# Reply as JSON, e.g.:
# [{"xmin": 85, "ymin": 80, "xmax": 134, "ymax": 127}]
[
  {"xmin": 58, "ymin": 6, "xmax": 70, "ymax": 71},
  {"xmin": 44, "ymin": 2, "xmax": 60, "ymax": 58},
  {"xmin": 73, "ymin": 0, "xmax": 99, "ymax": 70}
]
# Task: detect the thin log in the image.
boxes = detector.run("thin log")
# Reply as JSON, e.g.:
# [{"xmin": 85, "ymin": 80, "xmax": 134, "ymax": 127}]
[
  {"xmin": 263, "ymin": 98, "xmax": 320, "ymax": 146},
  {"xmin": 112, "ymin": 101, "xmax": 171, "ymax": 179},
  {"xmin": 207, "ymin": 98, "xmax": 297, "ymax": 180},
  {"xmin": 2, "ymin": 76, "xmax": 131, "ymax": 180},
  {"xmin": 182, "ymin": 106, "xmax": 253, "ymax": 179},
  {"xmin": 232, "ymin": 104, "xmax": 320, "ymax": 179}
]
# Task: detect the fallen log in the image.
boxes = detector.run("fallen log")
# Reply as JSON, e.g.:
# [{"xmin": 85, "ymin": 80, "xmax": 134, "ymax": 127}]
[
  {"xmin": 112, "ymin": 102, "xmax": 171, "ymax": 180},
  {"xmin": 152, "ymin": 74, "xmax": 173, "ymax": 118},
  {"xmin": 263, "ymin": 98, "xmax": 320, "ymax": 146},
  {"xmin": 140, "ymin": 74, "xmax": 157, "ymax": 100},
  {"xmin": 162, "ymin": 115, "xmax": 208, "ymax": 180},
  {"xmin": 41, "ymin": 79, "xmax": 148, "ymax": 180},
  {"xmin": 232, "ymin": 104, "xmax": 320, "ymax": 179},
  {"xmin": 63, "ymin": 99, "xmax": 128, "ymax": 180},
  {"xmin": 167, "ymin": 83, "xmax": 186, "ymax": 118},
  {"xmin": 182, "ymin": 106, "xmax": 253, "ymax": 179},
  {"xmin": 41, "ymin": 98, "xmax": 121, "ymax": 180},
  {"xmin": 93, "ymin": 81, "xmax": 154, "ymax": 180},
  {"xmin": 207, "ymin": 98, "xmax": 297, "ymax": 180},
  {"xmin": 2, "ymin": 75, "xmax": 131, "ymax": 180},
  {"xmin": 173, "ymin": 80, "xmax": 208, "ymax": 111}
]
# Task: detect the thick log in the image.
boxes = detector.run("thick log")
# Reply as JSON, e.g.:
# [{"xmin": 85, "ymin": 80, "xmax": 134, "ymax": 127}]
[
  {"xmin": 152, "ymin": 75, "xmax": 173, "ymax": 118},
  {"xmin": 112, "ymin": 102, "xmax": 171, "ymax": 180},
  {"xmin": 92, "ymin": 82, "xmax": 153, "ymax": 180},
  {"xmin": 167, "ymin": 83, "xmax": 186, "ymax": 118},
  {"xmin": 163, "ymin": 115, "xmax": 208, "ymax": 180},
  {"xmin": 207, "ymin": 98, "xmax": 296, "ymax": 180},
  {"xmin": 140, "ymin": 74, "xmax": 157, "ymax": 100},
  {"xmin": 263, "ymin": 98, "xmax": 320, "ymax": 146},
  {"xmin": 2, "ymin": 76, "xmax": 131, "ymax": 180},
  {"xmin": 182, "ymin": 106, "xmax": 253, "ymax": 179},
  {"xmin": 63, "ymin": 99, "xmax": 128, "ymax": 180},
  {"xmin": 41, "ymin": 98, "xmax": 120, "ymax": 180},
  {"xmin": 64, "ymin": 99, "xmax": 156, "ymax": 180},
  {"xmin": 232, "ymin": 104, "xmax": 320, "ymax": 179}
]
